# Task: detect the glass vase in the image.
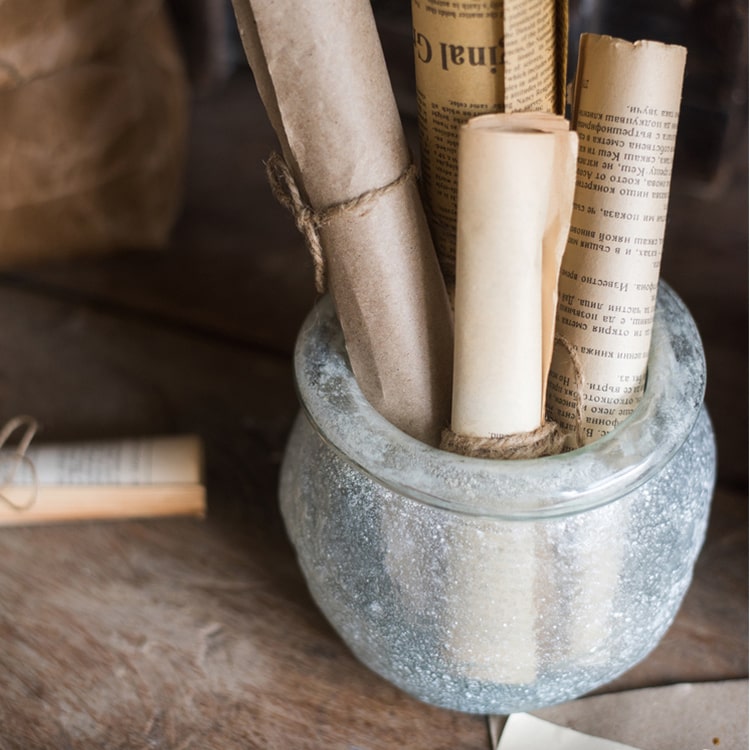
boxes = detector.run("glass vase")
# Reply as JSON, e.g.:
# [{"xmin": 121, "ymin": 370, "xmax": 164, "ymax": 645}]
[{"xmin": 279, "ymin": 283, "xmax": 715, "ymax": 714}]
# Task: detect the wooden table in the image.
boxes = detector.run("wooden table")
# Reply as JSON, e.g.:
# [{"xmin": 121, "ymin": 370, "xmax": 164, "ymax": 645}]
[{"xmin": 0, "ymin": 71, "xmax": 745, "ymax": 748}]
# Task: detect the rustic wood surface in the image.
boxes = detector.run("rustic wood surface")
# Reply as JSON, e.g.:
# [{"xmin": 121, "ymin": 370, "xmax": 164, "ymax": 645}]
[{"xmin": 0, "ymin": 63, "xmax": 746, "ymax": 749}]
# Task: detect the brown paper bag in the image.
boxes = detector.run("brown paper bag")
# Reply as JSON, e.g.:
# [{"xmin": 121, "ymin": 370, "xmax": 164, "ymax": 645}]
[{"xmin": 0, "ymin": 0, "xmax": 188, "ymax": 266}]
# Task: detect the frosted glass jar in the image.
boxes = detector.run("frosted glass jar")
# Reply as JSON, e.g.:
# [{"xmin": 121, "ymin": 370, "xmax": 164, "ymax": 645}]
[{"xmin": 279, "ymin": 283, "xmax": 715, "ymax": 714}]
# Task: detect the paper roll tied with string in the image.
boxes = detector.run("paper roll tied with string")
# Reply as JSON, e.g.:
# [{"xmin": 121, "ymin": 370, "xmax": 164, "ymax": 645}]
[
  {"xmin": 442, "ymin": 112, "xmax": 580, "ymax": 459},
  {"xmin": 231, "ymin": 0, "xmax": 453, "ymax": 446}
]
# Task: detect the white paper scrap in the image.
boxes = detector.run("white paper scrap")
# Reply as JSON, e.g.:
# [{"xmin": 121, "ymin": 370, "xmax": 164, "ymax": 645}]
[{"xmin": 497, "ymin": 713, "xmax": 641, "ymax": 750}]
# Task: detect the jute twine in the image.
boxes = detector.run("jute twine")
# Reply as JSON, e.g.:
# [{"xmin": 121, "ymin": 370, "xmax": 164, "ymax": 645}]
[
  {"xmin": 265, "ymin": 151, "xmax": 418, "ymax": 294},
  {"xmin": 0, "ymin": 415, "xmax": 38, "ymax": 511},
  {"xmin": 441, "ymin": 336, "xmax": 586, "ymax": 459}
]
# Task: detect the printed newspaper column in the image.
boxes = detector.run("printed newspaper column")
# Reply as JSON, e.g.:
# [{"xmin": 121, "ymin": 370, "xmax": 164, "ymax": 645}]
[
  {"xmin": 232, "ymin": 0, "xmax": 453, "ymax": 446},
  {"xmin": 545, "ymin": 33, "xmax": 687, "ymax": 666},
  {"xmin": 411, "ymin": 0, "xmax": 567, "ymax": 283},
  {"xmin": 547, "ymin": 34, "xmax": 687, "ymax": 440},
  {"xmin": 444, "ymin": 113, "xmax": 577, "ymax": 683}
]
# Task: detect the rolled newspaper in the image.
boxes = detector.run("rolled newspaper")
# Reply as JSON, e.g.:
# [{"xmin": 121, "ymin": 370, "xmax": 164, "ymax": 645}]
[
  {"xmin": 0, "ymin": 433, "xmax": 205, "ymax": 525},
  {"xmin": 411, "ymin": 0, "xmax": 568, "ymax": 283},
  {"xmin": 545, "ymin": 33, "xmax": 687, "ymax": 667},
  {"xmin": 546, "ymin": 34, "xmax": 687, "ymax": 443}
]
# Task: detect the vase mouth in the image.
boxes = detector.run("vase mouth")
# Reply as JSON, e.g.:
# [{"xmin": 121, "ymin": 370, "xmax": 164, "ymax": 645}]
[{"xmin": 293, "ymin": 282, "xmax": 707, "ymax": 520}]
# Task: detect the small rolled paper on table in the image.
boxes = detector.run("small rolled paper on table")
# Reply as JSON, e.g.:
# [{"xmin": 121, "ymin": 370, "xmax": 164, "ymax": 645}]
[{"xmin": 0, "ymin": 430, "xmax": 205, "ymax": 526}]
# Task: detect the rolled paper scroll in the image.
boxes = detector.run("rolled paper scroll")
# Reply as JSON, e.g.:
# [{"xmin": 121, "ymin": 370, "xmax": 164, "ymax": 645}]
[
  {"xmin": 547, "ymin": 34, "xmax": 687, "ymax": 443},
  {"xmin": 450, "ymin": 112, "xmax": 578, "ymax": 447},
  {"xmin": 544, "ymin": 33, "xmax": 687, "ymax": 667},
  {"xmin": 442, "ymin": 112, "xmax": 577, "ymax": 684},
  {"xmin": 231, "ymin": 0, "xmax": 453, "ymax": 445}
]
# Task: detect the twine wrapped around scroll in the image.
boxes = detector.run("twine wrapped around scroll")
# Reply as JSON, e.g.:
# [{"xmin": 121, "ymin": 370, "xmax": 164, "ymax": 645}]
[
  {"xmin": 0, "ymin": 415, "xmax": 38, "ymax": 510},
  {"xmin": 441, "ymin": 335, "xmax": 585, "ymax": 459},
  {"xmin": 265, "ymin": 151, "xmax": 419, "ymax": 294},
  {"xmin": 441, "ymin": 419, "xmax": 566, "ymax": 460}
]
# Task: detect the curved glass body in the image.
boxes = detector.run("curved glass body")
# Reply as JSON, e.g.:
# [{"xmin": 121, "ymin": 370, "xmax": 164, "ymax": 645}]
[{"xmin": 279, "ymin": 284, "xmax": 716, "ymax": 714}]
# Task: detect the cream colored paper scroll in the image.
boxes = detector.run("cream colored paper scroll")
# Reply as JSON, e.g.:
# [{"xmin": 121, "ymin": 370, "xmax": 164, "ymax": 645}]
[
  {"xmin": 412, "ymin": 0, "xmax": 567, "ymax": 282},
  {"xmin": 443, "ymin": 519, "xmax": 539, "ymax": 684},
  {"xmin": 443, "ymin": 113, "xmax": 577, "ymax": 685},
  {"xmin": 546, "ymin": 34, "xmax": 687, "ymax": 443},
  {"xmin": 231, "ymin": 0, "xmax": 453, "ymax": 446},
  {"xmin": 451, "ymin": 113, "xmax": 577, "ymax": 439}
]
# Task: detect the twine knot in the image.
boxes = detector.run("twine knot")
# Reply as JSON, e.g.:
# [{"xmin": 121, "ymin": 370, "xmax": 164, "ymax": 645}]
[{"xmin": 265, "ymin": 151, "xmax": 418, "ymax": 294}]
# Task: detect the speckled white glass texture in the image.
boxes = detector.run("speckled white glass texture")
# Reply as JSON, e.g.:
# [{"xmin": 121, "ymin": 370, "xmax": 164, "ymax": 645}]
[{"xmin": 279, "ymin": 284, "xmax": 716, "ymax": 714}]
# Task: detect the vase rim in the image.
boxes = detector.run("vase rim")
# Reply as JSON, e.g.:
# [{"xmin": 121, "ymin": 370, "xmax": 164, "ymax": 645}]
[{"xmin": 293, "ymin": 282, "xmax": 707, "ymax": 520}]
